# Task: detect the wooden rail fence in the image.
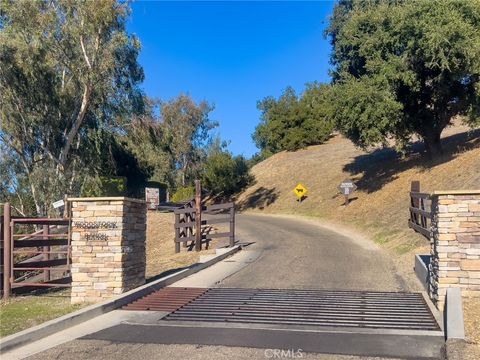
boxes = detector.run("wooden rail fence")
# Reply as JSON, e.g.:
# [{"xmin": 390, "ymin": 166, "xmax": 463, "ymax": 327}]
[
  {"xmin": 174, "ymin": 180, "xmax": 235, "ymax": 253},
  {"xmin": 408, "ymin": 181, "xmax": 432, "ymax": 240}
]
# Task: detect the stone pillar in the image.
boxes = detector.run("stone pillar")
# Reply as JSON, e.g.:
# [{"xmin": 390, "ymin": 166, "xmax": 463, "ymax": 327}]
[
  {"xmin": 430, "ymin": 191, "xmax": 480, "ymax": 310},
  {"xmin": 69, "ymin": 197, "xmax": 146, "ymax": 304}
]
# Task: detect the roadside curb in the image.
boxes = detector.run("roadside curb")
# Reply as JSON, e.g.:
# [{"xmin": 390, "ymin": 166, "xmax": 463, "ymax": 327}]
[
  {"xmin": 444, "ymin": 288, "xmax": 465, "ymax": 340},
  {"xmin": 0, "ymin": 245, "xmax": 241, "ymax": 353}
]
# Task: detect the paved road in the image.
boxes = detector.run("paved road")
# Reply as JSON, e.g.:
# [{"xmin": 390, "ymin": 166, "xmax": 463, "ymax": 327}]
[
  {"xmin": 25, "ymin": 213, "xmax": 416, "ymax": 360},
  {"xmin": 222, "ymin": 214, "xmax": 406, "ymax": 291}
]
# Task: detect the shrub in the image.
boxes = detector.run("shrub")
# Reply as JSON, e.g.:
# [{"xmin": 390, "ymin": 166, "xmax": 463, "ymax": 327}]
[
  {"xmin": 171, "ymin": 186, "xmax": 195, "ymax": 202},
  {"xmin": 202, "ymin": 151, "xmax": 252, "ymax": 197},
  {"xmin": 81, "ymin": 176, "xmax": 127, "ymax": 197}
]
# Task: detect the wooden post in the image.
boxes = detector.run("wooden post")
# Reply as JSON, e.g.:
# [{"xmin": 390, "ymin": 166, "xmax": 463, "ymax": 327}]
[
  {"xmin": 43, "ymin": 225, "xmax": 50, "ymax": 282},
  {"xmin": 229, "ymin": 204, "xmax": 235, "ymax": 247},
  {"xmin": 344, "ymin": 194, "xmax": 349, "ymax": 206},
  {"xmin": 3, "ymin": 203, "xmax": 11, "ymax": 300},
  {"xmin": 174, "ymin": 212, "xmax": 180, "ymax": 253},
  {"xmin": 195, "ymin": 180, "xmax": 202, "ymax": 252},
  {"xmin": 411, "ymin": 181, "xmax": 420, "ymax": 225},
  {"xmin": 183, "ymin": 212, "xmax": 189, "ymax": 248}
]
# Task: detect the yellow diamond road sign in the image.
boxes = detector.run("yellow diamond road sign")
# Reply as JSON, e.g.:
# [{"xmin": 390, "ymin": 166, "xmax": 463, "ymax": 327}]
[{"xmin": 293, "ymin": 184, "xmax": 308, "ymax": 198}]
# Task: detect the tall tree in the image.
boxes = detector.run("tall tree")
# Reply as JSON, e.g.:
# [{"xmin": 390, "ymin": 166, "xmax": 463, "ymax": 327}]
[
  {"xmin": 161, "ymin": 94, "xmax": 217, "ymax": 188},
  {"xmin": 123, "ymin": 100, "xmax": 175, "ymax": 189},
  {"xmin": 326, "ymin": 0, "xmax": 480, "ymax": 157},
  {"xmin": 0, "ymin": 0, "xmax": 144, "ymax": 214}
]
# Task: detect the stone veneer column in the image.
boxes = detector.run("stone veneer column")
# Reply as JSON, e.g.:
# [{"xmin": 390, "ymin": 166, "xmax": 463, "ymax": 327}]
[
  {"xmin": 69, "ymin": 197, "xmax": 146, "ymax": 304},
  {"xmin": 430, "ymin": 191, "xmax": 480, "ymax": 310}
]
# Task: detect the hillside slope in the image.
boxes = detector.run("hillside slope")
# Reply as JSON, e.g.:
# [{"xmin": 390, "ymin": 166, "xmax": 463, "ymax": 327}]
[{"xmin": 236, "ymin": 125, "xmax": 480, "ymax": 286}]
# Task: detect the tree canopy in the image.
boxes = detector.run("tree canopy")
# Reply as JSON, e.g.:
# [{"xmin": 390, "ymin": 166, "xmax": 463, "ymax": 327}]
[
  {"xmin": 253, "ymin": 85, "xmax": 334, "ymax": 157},
  {"xmin": 201, "ymin": 140, "xmax": 252, "ymax": 198},
  {"xmin": 0, "ymin": 0, "xmax": 144, "ymax": 214},
  {"xmin": 326, "ymin": 0, "xmax": 480, "ymax": 156}
]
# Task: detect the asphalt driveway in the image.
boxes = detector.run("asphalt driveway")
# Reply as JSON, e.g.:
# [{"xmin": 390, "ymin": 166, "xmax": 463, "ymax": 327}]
[
  {"xmin": 222, "ymin": 213, "xmax": 406, "ymax": 291},
  {"xmin": 22, "ymin": 213, "xmax": 417, "ymax": 360}
]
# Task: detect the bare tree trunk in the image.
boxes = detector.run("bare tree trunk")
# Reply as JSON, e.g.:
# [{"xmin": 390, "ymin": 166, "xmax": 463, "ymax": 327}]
[{"xmin": 29, "ymin": 180, "xmax": 43, "ymax": 217}]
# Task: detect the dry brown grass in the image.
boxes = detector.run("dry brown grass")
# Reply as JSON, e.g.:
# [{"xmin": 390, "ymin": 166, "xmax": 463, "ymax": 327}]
[
  {"xmin": 145, "ymin": 212, "xmax": 220, "ymax": 279},
  {"xmin": 464, "ymin": 298, "xmax": 480, "ymax": 344},
  {"xmin": 146, "ymin": 212, "xmax": 199, "ymax": 278},
  {"xmin": 236, "ymin": 124, "xmax": 480, "ymax": 290}
]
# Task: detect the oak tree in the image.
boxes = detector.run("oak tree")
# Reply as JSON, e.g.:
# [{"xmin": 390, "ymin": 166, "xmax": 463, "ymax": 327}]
[{"xmin": 326, "ymin": 0, "xmax": 480, "ymax": 157}]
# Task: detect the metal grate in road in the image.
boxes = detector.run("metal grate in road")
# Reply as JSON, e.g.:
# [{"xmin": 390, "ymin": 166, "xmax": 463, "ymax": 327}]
[
  {"xmin": 162, "ymin": 288, "xmax": 440, "ymax": 331},
  {"xmin": 123, "ymin": 287, "xmax": 208, "ymax": 312}
]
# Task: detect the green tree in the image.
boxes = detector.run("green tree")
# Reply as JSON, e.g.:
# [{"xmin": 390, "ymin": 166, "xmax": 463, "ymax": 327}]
[
  {"xmin": 0, "ymin": 0, "xmax": 144, "ymax": 215},
  {"xmin": 202, "ymin": 141, "xmax": 252, "ymax": 197},
  {"xmin": 326, "ymin": 0, "xmax": 480, "ymax": 157},
  {"xmin": 253, "ymin": 85, "xmax": 334, "ymax": 156},
  {"xmin": 161, "ymin": 94, "xmax": 217, "ymax": 188},
  {"xmin": 123, "ymin": 99, "xmax": 175, "ymax": 189}
]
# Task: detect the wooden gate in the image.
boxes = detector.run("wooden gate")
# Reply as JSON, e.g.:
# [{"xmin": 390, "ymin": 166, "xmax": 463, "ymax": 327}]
[
  {"xmin": 2, "ymin": 203, "xmax": 71, "ymax": 299},
  {"xmin": 174, "ymin": 180, "xmax": 235, "ymax": 253},
  {"xmin": 408, "ymin": 181, "xmax": 432, "ymax": 239}
]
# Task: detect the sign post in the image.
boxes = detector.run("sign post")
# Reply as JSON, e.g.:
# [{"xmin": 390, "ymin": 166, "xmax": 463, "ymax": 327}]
[
  {"xmin": 145, "ymin": 187, "xmax": 160, "ymax": 210},
  {"xmin": 293, "ymin": 184, "xmax": 308, "ymax": 202},
  {"xmin": 338, "ymin": 179, "xmax": 357, "ymax": 206}
]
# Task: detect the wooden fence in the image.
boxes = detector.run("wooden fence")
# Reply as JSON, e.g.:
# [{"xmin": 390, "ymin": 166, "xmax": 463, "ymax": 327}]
[
  {"xmin": 408, "ymin": 181, "xmax": 432, "ymax": 239},
  {"xmin": 2, "ymin": 203, "xmax": 71, "ymax": 299},
  {"xmin": 174, "ymin": 180, "xmax": 235, "ymax": 253}
]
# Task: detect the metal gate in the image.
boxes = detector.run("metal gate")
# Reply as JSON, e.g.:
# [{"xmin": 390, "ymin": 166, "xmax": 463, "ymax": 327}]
[{"xmin": 2, "ymin": 203, "xmax": 71, "ymax": 299}]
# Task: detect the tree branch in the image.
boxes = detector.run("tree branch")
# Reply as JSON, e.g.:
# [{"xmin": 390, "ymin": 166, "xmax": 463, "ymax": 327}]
[
  {"xmin": 80, "ymin": 35, "xmax": 92, "ymax": 70},
  {"xmin": 58, "ymin": 84, "xmax": 91, "ymax": 169}
]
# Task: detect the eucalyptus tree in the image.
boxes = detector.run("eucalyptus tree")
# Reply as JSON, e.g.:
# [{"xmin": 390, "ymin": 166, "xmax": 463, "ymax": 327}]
[
  {"xmin": 161, "ymin": 94, "xmax": 217, "ymax": 188},
  {"xmin": 0, "ymin": 0, "xmax": 144, "ymax": 214},
  {"xmin": 327, "ymin": 0, "xmax": 480, "ymax": 157}
]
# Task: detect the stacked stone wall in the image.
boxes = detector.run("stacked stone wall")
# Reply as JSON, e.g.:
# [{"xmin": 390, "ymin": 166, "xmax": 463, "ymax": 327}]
[
  {"xmin": 430, "ymin": 192, "xmax": 480, "ymax": 310},
  {"xmin": 69, "ymin": 197, "xmax": 146, "ymax": 304}
]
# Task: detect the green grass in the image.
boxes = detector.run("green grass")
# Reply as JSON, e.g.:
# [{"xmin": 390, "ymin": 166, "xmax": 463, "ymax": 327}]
[{"xmin": 0, "ymin": 292, "xmax": 84, "ymax": 337}]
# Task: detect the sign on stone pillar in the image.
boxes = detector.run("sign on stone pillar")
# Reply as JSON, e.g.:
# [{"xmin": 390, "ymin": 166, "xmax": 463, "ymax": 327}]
[{"xmin": 69, "ymin": 197, "xmax": 146, "ymax": 304}]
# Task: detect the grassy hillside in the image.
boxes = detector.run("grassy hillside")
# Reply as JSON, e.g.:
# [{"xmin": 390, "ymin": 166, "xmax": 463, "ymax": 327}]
[{"xmin": 236, "ymin": 125, "xmax": 480, "ymax": 287}]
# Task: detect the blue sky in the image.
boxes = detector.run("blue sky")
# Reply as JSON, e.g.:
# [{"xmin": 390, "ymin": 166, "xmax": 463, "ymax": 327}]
[{"xmin": 128, "ymin": 1, "xmax": 335, "ymax": 157}]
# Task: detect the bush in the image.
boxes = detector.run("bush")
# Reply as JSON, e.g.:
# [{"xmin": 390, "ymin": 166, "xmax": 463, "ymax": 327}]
[
  {"xmin": 202, "ymin": 151, "xmax": 252, "ymax": 197},
  {"xmin": 171, "ymin": 186, "xmax": 195, "ymax": 202},
  {"xmin": 81, "ymin": 176, "xmax": 127, "ymax": 197}
]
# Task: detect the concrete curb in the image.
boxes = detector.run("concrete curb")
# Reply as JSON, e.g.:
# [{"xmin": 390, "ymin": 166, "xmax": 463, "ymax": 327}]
[
  {"xmin": 414, "ymin": 254, "xmax": 431, "ymax": 291},
  {"xmin": 444, "ymin": 288, "xmax": 465, "ymax": 340},
  {"xmin": 0, "ymin": 245, "xmax": 241, "ymax": 353}
]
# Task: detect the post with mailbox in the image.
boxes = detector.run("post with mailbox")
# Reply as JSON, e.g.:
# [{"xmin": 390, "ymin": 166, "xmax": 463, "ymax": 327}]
[{"xmin": 338, "ymin": 179, "xmax": 357, "ymax": 206}]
